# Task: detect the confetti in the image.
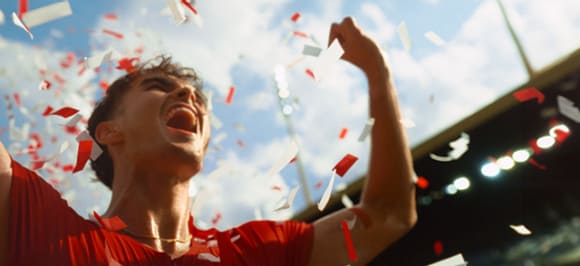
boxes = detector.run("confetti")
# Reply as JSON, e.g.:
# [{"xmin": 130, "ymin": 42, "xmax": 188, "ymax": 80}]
[
  {"xmin": 84, "ymin": 48, "xmax": 119, "ymax": 69},
  {"xmin": 180, "ymin": 0, "xmax": 203, "ymax": 28},
  {"xmin": 424, "ymin": 31, "xmax": 446, "ymax": 46},
  {"xmin": 65, "ymin": 113, "xmax": 83, "ymax": 128},
  {"xmin": 510, "ymin": 224, "xmax": 532, "ymax": 235},
  {"xmin": 399, "ymin": 118, "xmax": 416, "ymax": 128},
  {"xmin": 428, "ymin": 254, "xmax": 467, "ymax": 266},
  {"xmin": 211, "ymin": 212, "xmax": 222, "ymax": 226},
  {"xmin": 267, "ymin": 140, "xmax": 298, "ymax": 177},
  {"xmin": 21, "ymin": 1, "xmax": 72, "ymax": 28},
  {"xmin": 513, "ymin": 87, "xmax": 544, "ymax": 104},
  {"xmin": 339, "ymin": 128, "xmax": 348, "ymax": 139},
  {"xmin": 210, "ymin": 113, "xmax": 223, "ymax": 129},
  {"xmin": 225, "ymin": 86, "xmax": 235, "ymax": 104},
  {"xmin": 167, "ymin": 0, "xmax": 186, "ymax": 24},
  {"xmin": 433, "ymin": 240, "xmax": 444, "ymax": 256},
  {"xmin": 302, "ymin": 44, "xmax": 322, "ymax": 57},
  {"xmin": 39, "ymin": 80, "xmax": 51, "ymax": 90},
  {"xmin": 103, "ymin": 13, "xmax": 118, "ymax": 20},
  {"xmin": 76, "ymin": 130, "xmax": 103, "ymax": 160},
  {"xmin": 290, "ymin": 12, "xmax": 301, "ymax": 22},
  {"xmin": 73, "ymin": 140, "xmax": 93, "ymax": 173},
  {"xmin": 317, "ymin": 170, "xmax": 336, "ymax": 211},
  {"xmin": 557, "ymin": 95, "xmax": 580, "ymax": 123},
  {"xmin": 397, "ymin": 21, "xmax": 411, "ymax": 52},
  {"xmin": 309, "ymin": 39, "xmax": 344, "ymax": 81},
  {"xmin": 358, "ymin": 118, "xmax": 375, "ymax": 142},
  {"xmin": 333, "ymin": 153, "xmax": 358, "ymax": 177},
  {"xmin": 430, "ymin": 132, "xmax": 470, "ymax": 162},
  {"xmin": 528, "ymin": 158, "xmax": 546, "ymax": 170},
  {"xmin": 116, "ymin": 57, "xmax": 139, "ymax": 73},
  {"xmin": 93, "ymin": 211, "xmax": 127, "ymax": 231},
  {"xmin": 340, "ymin": 220, "xmax": 358, "ymax": 262},
  {"xmin": 305, "ymin": 68, "xmax": 316, "ymax": 80},
  {"xmin": 198, "ymin": 253, "xmax": 220, "ymax": 263},
  {"xmin": 46, "ymin": 106, "xmax": 79, "ymax": 118},
  {"xmin": 102, "ymin": 29, "xmax": 124, "ymax": 39},
  {"xmin": 341, "ymin": 194, "xmax": 354, "ymax": 208},
  {"xmin": 0, "ymin": 10, "xmax": 5, "ymax": 25},
  {"xmin": 349, "ymin": 207, "xmax": 372, "ymax": 228},
  {"xmin": 273, "ymin": 185, "xmax": 300, "ymax": 211},
  {"xmin": 416, "ymin": 176, "xmax": 429, "ymax": 189},
  {"xmin": 12, "ymin": 12, "xmax": 33, "ymax": 40},
  {"xmin": 292, "ymin": 31, "xmax": 309, "ymax": 38}
]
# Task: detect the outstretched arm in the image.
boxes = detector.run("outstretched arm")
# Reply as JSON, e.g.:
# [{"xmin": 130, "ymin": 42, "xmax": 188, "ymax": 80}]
[
  {"xmin": 0, "ymin": 141, "xmax": 12, "ymax": 263},
  {"xmin": 309, "ymin": 17, "xmax": 416, "ymax": 266}
]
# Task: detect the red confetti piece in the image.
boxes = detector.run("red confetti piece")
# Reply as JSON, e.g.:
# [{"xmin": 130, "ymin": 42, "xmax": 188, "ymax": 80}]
[
  {"xmin": 116, "ymin": 57, "xmax": 139, "ymax": 73},
  {"xmin": 290, "ymin": 12, "xmax": 301, "ymax": 22},
  {"xmin": 18, "ymin": 0, "xmax": 28, "ymax": 18},
  {"xmin": 271, "ymin": 185, "xmax": 282, "ymax": 191},
  {"xmin": 62, "ymin": 164, "xmax": 74, "ymax": 172},
  {"xmin": 53, "ymin": 73, "xmax": 66, "ymax": 84},
  {"xmin": 60, "ymin": 52, "xmax": 75, "ymax": 69},
  {"xmin": 513, "ymin": 87, "xmax": 544, "ymax": 104},
  {"xmin": 528, "ymin": 139, "xmax": 541, "ymax": 155},
  {"xmin": 30, "ymin": 161, "xmax": 46, "ymax": 170},
  {"xmin": 305, "ymin": 68, "xmax": 316, "ymax": 80},
  {"xmin": 102, "ymin": 29, "xmax": 124, "ymax": 39},
  {"xmin": 39, "ymin": 80, "xmax": 51, "ymax": 90},
  {"xmin": 340, "ymin": 220, "xmax": 358, "ymax": 262},
  {"xmin": 416, "ymin": 176, "xmax": 430, "ymax": 189},
  {"xmin": 339, "ymin": 128, "xmax": 348, "ymax": 139},
  {"xmin": 99, "ymin": 80, "xmax": 109, "ymax": 92},
  {"xmin": 236, "ymin": 139, "xmax": 245, "ymax": 148},
  {"xmin": 42, "ymin": 106, "xmax": 54, "ymax": 116},
  {"xmin": 528, "ymin": 158, "xmax": 546, "ymax": 170},
  {"xmin": 13, "ymin": 93, "xmax": 22, "ymax": 106},
  {"xmin": 104, "ymin": 13, "xmax": 118, "ymax": 20},
  {"xmin": 73, "ymin": 140, "xmax": 93, "ymax": 173},
  {"xmin": 292, "ymin": 31, "xmax": 309, "ymax": 38},
  {"xmin": 289, "ymin": 156, "xmax": 297, "ymax": 164},
  {"xmin": 349, "ymin": 207, "xmax": 373, "ymax": 228},
  {"xmin": 211, "ymin": 212, "xmax": 222, "ymax": 226},
  {"xmin": 225, "ymin": 86, "xmax": 235, "ymax": 104},
  {"xmin": 433, "ymin": 240, "xmax": 444, "ymax": 256},
  {"xmin": 47, "ymin": 107, "xmax": 79, "ymax": 118},
  {"xmin": 315, "ymin": 180, "xmax": 323, "ymax": 189},
  {"xmin": 93, "ymin": 211, "xmax": 127, "ymax": 231},
  {"xmin": 333, "ymin": 154, "xmax": 359, "ymax": 177},
  {"xmin": 181, "ymin": 0, "xmax": 198, "ymax": 15},
  {"xmin": 554, "ymin": 129, "xmax": 571, "ymax": 144}
]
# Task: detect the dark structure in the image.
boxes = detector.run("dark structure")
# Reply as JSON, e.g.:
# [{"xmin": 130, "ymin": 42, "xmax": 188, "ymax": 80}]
[{"xmin": 294, "ymin": 48, "xmax": 580, "ymax": 265}]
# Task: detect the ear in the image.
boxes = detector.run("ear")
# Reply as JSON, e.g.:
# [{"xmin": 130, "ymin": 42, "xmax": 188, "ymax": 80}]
[{"xmin": 95, "ymin": 121, "xmax": 123, "ymax": 145}]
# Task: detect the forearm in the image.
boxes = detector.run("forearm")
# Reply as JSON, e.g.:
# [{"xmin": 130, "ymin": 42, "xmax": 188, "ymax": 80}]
[{"xmin": 360, "ymin": 63, "xmax": 416, "ymax": 223}]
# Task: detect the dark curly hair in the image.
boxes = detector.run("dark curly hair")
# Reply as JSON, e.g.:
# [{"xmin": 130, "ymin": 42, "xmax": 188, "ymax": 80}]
[{"xmin": 87, "ymin": 55, "xmax": 204, "ymax": 190}]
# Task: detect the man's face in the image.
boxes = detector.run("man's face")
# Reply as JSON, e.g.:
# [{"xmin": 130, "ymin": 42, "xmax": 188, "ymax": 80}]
[{"xmin": 111, "ymin": 72, "xmax": 210, "ymax": 178}]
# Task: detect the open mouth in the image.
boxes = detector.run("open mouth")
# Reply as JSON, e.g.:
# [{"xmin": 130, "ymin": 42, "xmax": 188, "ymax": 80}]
[{"xmin": 165, "ymin": 106, "xmax": 197, "ymax": 134}]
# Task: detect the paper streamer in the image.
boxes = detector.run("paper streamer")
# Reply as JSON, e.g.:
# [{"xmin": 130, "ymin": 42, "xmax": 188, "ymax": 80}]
[{"xmin": 21, "ymin": 1, "xmax": 72, "ymax": 28}]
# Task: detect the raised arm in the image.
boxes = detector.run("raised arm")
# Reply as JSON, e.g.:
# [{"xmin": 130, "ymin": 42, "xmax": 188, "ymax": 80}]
[
  {"xmin": 309, "ymin": 17, "xmax": 417, "ymax": 266},
  {"xmin": 0, "ymin": 141, "xmax": 12, "ymax": 263}
]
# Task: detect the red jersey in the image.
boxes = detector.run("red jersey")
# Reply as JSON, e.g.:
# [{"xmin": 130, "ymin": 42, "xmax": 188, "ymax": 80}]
[{"xmin": 6, "ymin": 159, "xmax": 314, "ymax": 266}]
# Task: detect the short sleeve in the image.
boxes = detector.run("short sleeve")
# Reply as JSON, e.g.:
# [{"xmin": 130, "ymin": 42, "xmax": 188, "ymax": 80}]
[
  {"xmin": 223, "ymin": 220, "xmax": 314, "ymax": 266},
  {"xmin": 7, "ymin": 159, "xmax": 105, "ymax": 265}
]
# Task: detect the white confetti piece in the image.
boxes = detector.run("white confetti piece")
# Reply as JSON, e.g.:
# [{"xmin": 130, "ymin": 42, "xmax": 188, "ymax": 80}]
[
  {"xmin": 428, "ymin": 253, "xmax": 467, "ymax": 266},
  {"xmin": 212, "ymin": 132, "xmax": 227, "ymax": 145},
  {"xmin": 357, "ymin": 118, "xmax": 375, "ymax": 142},
  {"xmin": 167, "ymin": 0, "xmax": 186, "ymax": 24},
  {"xmin": 254, "ymin": 207, "xmax": 263, "ymax": 220},
  {"xmin": 267, "ymin": 141, "xmax": 298, "ymax": 177},
  {"xmin": 65, "ymin": 113, "xmax": 83, "ymax": 128},
  {"xmin": 310, "ymin": 39, "xmax": 344, "ymax": 81},
  {"xmin": 210, "ymin": 113, "xmax": 223, "ymax": 129},
  {"xmin": 198, "ymin": 253, "xmax": 220, "ymax": 263},
  {"xmin": 191, "ymin": 12, "xmax": 203, "ymax": 29},
  {"xmin": 399, "ymin": 117, "xmax": 416, "ymax": 128},
  {"xmin": 317, "ymin": 170, "xmax": 336, "ymax": 211},
  {"xmin": 273, "ymin": 185, "xmax": 300, "ymax": 211},
  {"xmin": 84, "ymin": 48, "xmax": 119, "ymax": 69},
  {"xmin": 12, "ymin": 12, "xmax": 34, "ymax": 40},
  {"xmin": 0, "ymin": 10, "xmax": 5, "ymax": 25},
  {"xmin": 430, "ymin": 133, "xmax": 470, "ymax": 162},
  {"xmin": 59, "ymin": 141, "xmax": 70, "ymax": 154},
  {"xmin": 341, "ymin": 194, "xmax": 354, "ymax": 208},
  {"xmin": 557, "ymin": 95, "xmax": 580, "ymax": 123},
  {"xmin": 510, "ymin": 224, "xmax": 532, "ymax": 235},
  {"xmin": 302, "ymin": 44, "xmax": 322, "ymax": 57},
  {"xmin": 397, "ymin": 21, "xmax": 411, "ymax": 52},
  {"xmin": 346, "ymin": 216, "xmax": 357, "ymax": 230},
  {"xmin": 207, "ymin": 239, "xmax": 218, "ymax": 247},
  {"xmin": 9, "ymin": 119, "xmax": 30, "ymax": 142},
  {"xmin": 230, "ymin": 234, "xmax": 241, "ymax": 243},
  {"xmin": 21, "ymin": 1, "xmax": 72, "ymax": 28},
  {"xmin": 424, "ymin": 31, "xmax": 446, "ymax": 46}
]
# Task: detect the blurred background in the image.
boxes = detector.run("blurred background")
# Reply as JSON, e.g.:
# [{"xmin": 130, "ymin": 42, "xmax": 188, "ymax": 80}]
[{"xmin": 0, "ymin": 0, "xmax": 579, "ymax": 265}]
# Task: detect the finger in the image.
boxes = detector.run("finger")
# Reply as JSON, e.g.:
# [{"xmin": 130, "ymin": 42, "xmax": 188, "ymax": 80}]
[{"xmin": 328, "ymin": 23, "xmax": 343, "ymax": 48}]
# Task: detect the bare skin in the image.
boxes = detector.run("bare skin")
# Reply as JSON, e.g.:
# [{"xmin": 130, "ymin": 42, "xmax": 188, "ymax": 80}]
[{"xmin": 0, "ymin": 16, "xmax": 416, "ymax": 265}]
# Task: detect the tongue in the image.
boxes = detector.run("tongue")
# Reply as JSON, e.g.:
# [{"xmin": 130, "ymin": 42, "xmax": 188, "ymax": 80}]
[{"xmin": 166, "ymin": 113, "xmax": 195, "ymax": 133}]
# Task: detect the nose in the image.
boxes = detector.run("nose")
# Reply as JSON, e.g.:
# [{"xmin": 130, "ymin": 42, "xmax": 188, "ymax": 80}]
[{"xmin": 175, "ymin": 86, "xmax": 196, "ymax": 103}]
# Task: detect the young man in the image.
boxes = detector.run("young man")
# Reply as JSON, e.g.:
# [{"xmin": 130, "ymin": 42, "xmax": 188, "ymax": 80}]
[{"xmin": 0, "ymin": 17, "xmax": 416, "ymax": 265}]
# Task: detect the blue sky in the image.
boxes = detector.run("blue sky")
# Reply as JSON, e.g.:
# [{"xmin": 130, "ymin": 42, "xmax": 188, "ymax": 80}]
[{"xmin": 0, "ymin": 0, "xmax": 579, "ymax": 230}]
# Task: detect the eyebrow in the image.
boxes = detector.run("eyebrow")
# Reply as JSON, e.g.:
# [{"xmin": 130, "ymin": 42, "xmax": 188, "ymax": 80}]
[{"xmin": 139, "ymin": 76, "xmax": 176, "ymax": 88}]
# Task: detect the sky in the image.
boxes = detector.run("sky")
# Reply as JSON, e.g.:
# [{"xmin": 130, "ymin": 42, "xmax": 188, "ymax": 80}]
[{"xmin": 0, "ymin": 0, "xmax": 579, "ymax": 232}]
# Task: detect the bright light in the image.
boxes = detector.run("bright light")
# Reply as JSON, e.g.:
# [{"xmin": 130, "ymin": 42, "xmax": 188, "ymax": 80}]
[
  {"xmin": 481, "ymin": 162, "xmax": 500, "ymax": 178},
  {"xmin": 445, "ymin": 184, "xmax": 458, "ymax": 195},
  {"xmin": 549, "ymin": 124, "xmax": 570, "ymax": 138},
  {"xmin": 536, "ymin": 135, "xmax": 556, "ymax": 149},
  {"xmin": 512, "ymin": 149, "xmax": 530, "ymax": 163},
  {"xmin": 497, "ymin": 156, "xmax": 515, "ymax": 170},
  {"xmin": 453, "ymin": 177, "xmax": 471, "ymax": 191}
]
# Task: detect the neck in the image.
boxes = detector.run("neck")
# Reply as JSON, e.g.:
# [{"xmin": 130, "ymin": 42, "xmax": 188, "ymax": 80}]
[{"xmin": 103, "ymin": 160, "xmax": 193, "ymax": 256}]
